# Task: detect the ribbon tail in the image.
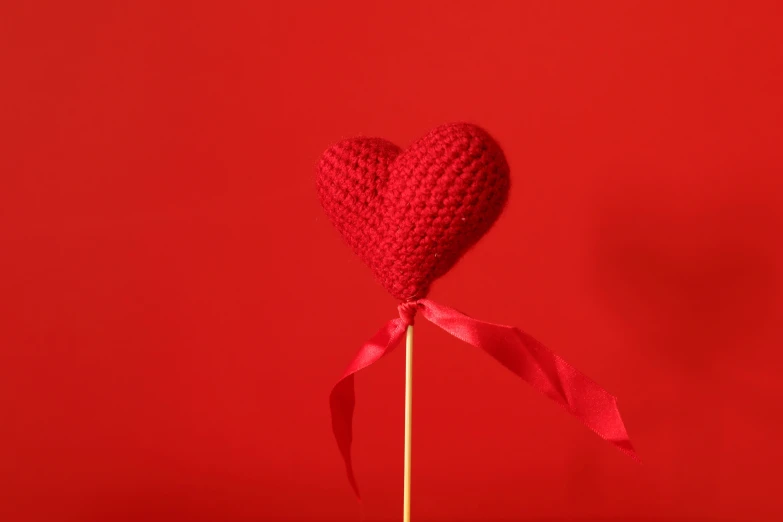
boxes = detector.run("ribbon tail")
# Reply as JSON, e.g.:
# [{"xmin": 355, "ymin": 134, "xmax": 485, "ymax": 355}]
[
  {"xmin": 418, "ymin": 299, "xmax": 638, "ymax": 461},
  {"xmin": 329, "ymin": 317, "xmax": 409, "ymax": 500}
]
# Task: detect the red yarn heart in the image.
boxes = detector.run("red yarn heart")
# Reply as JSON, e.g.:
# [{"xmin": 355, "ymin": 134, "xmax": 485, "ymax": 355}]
[{"xmin": 316, "ymin": 122, "xmax": 510, "ymax": 301}]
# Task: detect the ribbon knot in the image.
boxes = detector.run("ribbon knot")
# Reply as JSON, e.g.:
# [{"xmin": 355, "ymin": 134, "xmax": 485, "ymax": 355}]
[
  {"xmin": 397, "ymin": 300, "xmax": 419, "ymax": 325},
  {"xmin": 329, "ymin": 298, "xmax": 637, "ymax": 500}
]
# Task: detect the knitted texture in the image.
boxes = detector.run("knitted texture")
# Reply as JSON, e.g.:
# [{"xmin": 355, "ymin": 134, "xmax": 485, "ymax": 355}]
[{"xmin": 316, "ymin": 122, "xmax": 510, "ymax": 301}]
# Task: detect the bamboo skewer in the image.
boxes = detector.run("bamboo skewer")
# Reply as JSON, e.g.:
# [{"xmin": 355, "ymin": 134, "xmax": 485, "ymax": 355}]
[{"xmin": 403, "ymin": 324, "xmax": 413, "ymax": 522}]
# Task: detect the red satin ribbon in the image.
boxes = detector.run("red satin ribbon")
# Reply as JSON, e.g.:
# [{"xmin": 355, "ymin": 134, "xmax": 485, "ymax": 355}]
[{"xmin": 330, "ymin": 299, "xmax": 638, "ymax": 499}]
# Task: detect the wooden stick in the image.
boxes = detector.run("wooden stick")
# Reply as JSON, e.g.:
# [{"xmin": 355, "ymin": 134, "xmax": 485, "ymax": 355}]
[{"xmin": 403, "ymin": 324, "xmax": 413, "ymax": 522}]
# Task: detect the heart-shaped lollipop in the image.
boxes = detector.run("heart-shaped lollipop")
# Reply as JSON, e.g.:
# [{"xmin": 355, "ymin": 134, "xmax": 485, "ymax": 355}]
[
  {"xmin": 316, "ymin": 122, "xmax": 510, "ymax": 300},
  {"xmin": 318, "ymin": 124, "xmax": 637, "ymax": 512}
]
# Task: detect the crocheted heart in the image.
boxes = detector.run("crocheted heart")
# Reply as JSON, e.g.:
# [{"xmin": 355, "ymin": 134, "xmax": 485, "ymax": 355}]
[{"xmin": 316, "ymin": 122, "xmax": 510, "ymax": 301}]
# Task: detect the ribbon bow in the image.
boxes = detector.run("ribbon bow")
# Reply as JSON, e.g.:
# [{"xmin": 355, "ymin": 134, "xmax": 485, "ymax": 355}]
[{"xmin": 330, "ymin": 299, "xmax": 638, "ymax": 499}]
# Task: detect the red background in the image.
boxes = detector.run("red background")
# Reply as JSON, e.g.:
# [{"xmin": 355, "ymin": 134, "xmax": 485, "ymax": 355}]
[{"xmin": 2, "ymin": 1, "xmax": 782, "ymax": 521}]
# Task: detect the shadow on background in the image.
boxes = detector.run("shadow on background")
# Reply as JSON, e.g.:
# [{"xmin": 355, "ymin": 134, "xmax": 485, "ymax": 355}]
[
  {"xmin": 593, "ymin": 195, "xmax": 778, "ymax": 370},
  {"xmin": 585, "ymin": 179, "xmax": 781, "ymax": 517}
]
